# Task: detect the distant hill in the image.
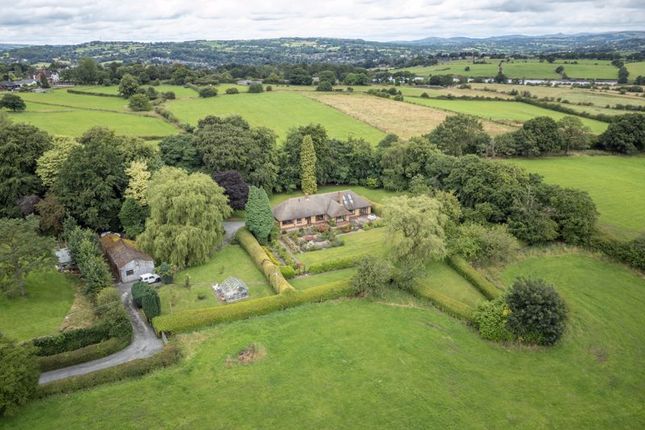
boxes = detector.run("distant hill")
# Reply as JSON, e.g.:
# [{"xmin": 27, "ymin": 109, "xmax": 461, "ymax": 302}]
[
  {"xmin": 1, "ymin": 32, "xmax": 643, "ymax": 66},
  {"xmin": 0, "ymin": 43, "xmax": 27, "ymax": 51}
]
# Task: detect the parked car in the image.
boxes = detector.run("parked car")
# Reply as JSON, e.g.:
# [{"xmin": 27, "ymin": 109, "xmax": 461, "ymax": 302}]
[
  {"xmin": 367, "ymin": 214, "xmax": 377, "ymax": 221},
  {"xmin": 139, "ymin": 273, "xmax": 161, "ymax": 284}
]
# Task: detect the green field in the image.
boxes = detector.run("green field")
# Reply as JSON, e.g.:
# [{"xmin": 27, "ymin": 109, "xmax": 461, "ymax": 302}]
[
  {"xmin": 400, "ymin": 59, "xmax": 622, "ymax": 80},
  {"xmin": 157, "ymin": 245, "xmax": 273, "ymax": 314},
  {"xmin": 298, "ymin": 228, "xmax": 387, "ymax": 267},
  {"xmin": 290, "ymin": 268, "xmax": 357, "ymax": 290},
  {"xmin": 3, "ymin": 252, "xmax": 644, "ymax": 429},
  {"xmin": 507, "ymin": 155, "xmax": 645, "ymax": 240},
  {"xmin": 165, "ymin": 91, "xmax": 385, "ymax": 144},
  {"xmin": 408, "ymin": 98, "xmax": 609, "ymax": 133},
  {"xmin": 416, "ymin": 262, "xmax": 486, "ymax": 308},
  {"xmin": 0, "ymin": 271, "xmax": 76, "ymax": 341}
]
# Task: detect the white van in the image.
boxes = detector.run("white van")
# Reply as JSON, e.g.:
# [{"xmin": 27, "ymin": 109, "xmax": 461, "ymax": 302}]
[{"xmin": 139, "ymin": 273, "xmax": 161, "ymax": 284}]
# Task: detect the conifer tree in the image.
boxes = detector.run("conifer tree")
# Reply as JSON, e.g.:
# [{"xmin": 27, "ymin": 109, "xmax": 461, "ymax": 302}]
[
  {"xmin": 300, "ymin": 135, "xmax": 317, "ymax": 194},
  {"xmin": 245, "ymin": 186, "xmax": 275, "ymax": 244}
]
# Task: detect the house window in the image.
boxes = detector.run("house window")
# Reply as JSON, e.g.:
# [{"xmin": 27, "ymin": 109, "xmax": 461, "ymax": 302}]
[
  {"xmin": 296, "ymin": 218, "xmax": 302, "ymax": 224},
  {"xmin": 360, "ymin": 208, "xmax": 369, "ymax": 215},
  {"xmin": 336, "ymin": 216, "xmax": 344, "ymax": 222},
  {"xmin": 282, "ymin": 220, "xmax": 292, "ymax": 226},
  {"xmin": 316, "ymin": 215, "xmax": 324, "ymax": 221},
  {"xmin": 125, "ymin": 269, "xmax": 134, "ymax": 276}
]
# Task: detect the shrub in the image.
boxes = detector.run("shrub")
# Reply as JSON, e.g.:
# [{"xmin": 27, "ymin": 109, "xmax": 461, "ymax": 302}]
[
  {"xmin": 451, "ymin": 223, "xmax": 519, "ymax": 266},
  {"xmin": 280, "ymin": 265, "xmax": 296, "ymax": 279},
  {"xmin": 474, "ymin": 297, "xmax": 515, "ymax": 341},
  {"xmin": 265, "ymin": 85, "xmax": 273, "ymax": 92},
  {"xmin": 95, "ymin": 288, "xmax": 133, "ymax": 339},
  {"xmin": 506, "ymin": 278, "xmax": 567, "ymax": 345},
  {"xmin": 37, "ymin": 344, "xmax": 181, "ymax": 397},
  {"xmin": 163, "ymin": 91, "xmax": 176, "ymax": 100},
  {"xmin": 198, "ymin": 87, "xmax": 217, "ymax": 98},
  {"xmin": 393, "ymin": 94, "xmax": 404, "ymax": 101},
  {"xmin": 128, "ymin": 94, "xmax": 152, "ymax": 111},
  {"xmin": 248, "ymin": 83, "xmax": 264, "ymax": 93},
  {"xmin": 308, "ymin": 256, "xmax": 360, "ymax": 274},
  {"xmin": 225, "ymin": 87, "xmax": 239, "ymax": 94},
  {"xmin": 447, "ymin": 256, "xmax": 501, "ymax": 300},
  {"xmin": 142, "ymin": 290, "xmax": 161, "ymax": 321},
  {"xmin": 590, "ymin": 235, "xmax": 645, "ymax": 271},
  {"xmin": 131, "ymin": 281, "xmax": 150, "ymax": 308},
  {"xmin": 420, "ymin": 92, "xmax": 430, "ymax": 98},
  {"xmin": 316, "ymin": 81, "xmax": 333, "ymax": 92},
  {"xmin": 153, "ymin": 280, "xmax": 352, "ymax": 334},
  {"xmin": 351, "ymin": 256, "xmax": 392, "ymax": 297},
  {"xmin": 37, "ymin": 337, "xmax": 129, "ymax": 372},
  {"xmin": 0, "ymin": 334, "xmax": 39, "ymax": 416}
]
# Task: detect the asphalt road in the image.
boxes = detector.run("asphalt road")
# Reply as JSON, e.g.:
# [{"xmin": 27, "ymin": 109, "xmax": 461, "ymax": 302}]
[{"xmin": 38, "ymin": 282, "xmax": 164, "ymax": 385}]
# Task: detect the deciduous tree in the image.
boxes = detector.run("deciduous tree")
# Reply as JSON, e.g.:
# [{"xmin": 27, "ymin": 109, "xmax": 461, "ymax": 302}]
[
  {"xmin": 0, "ymin": 334, "xmax": 39, "ymax": 417},
  {"xmin": 213, "ymin": 170, "xmax": 249, "ymax": 210},
  {"xmin": 118, "ymin": 73, "xmax": 139, "ymax": 98},
  {"xmin": 426, "ymin": 114, "xmax": 491, "ymax": 156},
  {"xmin": 159, "ymin": 134, "xmax": 201, "ymax": 171},
  {"xmin": 0, "ymin": 93, "xmax": 26, "ymax": 112},
  {"xmin": 124, "ymin": 160, "xmax": 151, "ymax": 205},
  {"xmin": 36, "ymin": 137, "xmax": 80, "ymax": 188}
]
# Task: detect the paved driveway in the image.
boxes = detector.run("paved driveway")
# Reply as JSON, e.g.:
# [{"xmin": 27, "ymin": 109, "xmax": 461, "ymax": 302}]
[{"xmin": 39, "ymin": 282, "xmax": 164, "ymax": 385}]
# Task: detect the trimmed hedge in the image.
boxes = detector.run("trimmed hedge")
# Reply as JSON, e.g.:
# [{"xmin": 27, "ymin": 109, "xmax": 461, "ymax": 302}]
[
  {"xmin": 236, "ymin": 228, "xmax": 295, "ymax": 294},
  {"xmin": 142, "ymin": 291, "xmax": 161, "ymax": 321},
  {"xmin": 590, "ymin": 236, "xmax": 645, "ymax": 271},
  {"xmin": 447, "ymin": 255, "xmax": 501, "ymax": 300},
  {"xmin": 308, "ymin": 256, "xmax": 360, "ymax": 274},
  {"xmin": 66, "ymin": 89, "xmax": 122, "ymax": 98},
  {"xmin": 153, "ymin": 279, "xmax": 353, "ymax": 334},
  {"xmin": 411, "ymin": 281, "xmax": 475, "ymax": 321},
  {"xmin": 131, "ymin": 281, "xmax": 150, "ymax": 308},
  {"xmin": 32, "ymin": 324, "xmax": 111, "ymax": 356},
  {"xmin": 38, "ymin": 336, "xmax": 130, "ymax": 372},
  {"xmin": 37, "ymin": 344, "xmax": 181, "ymax": 397}
]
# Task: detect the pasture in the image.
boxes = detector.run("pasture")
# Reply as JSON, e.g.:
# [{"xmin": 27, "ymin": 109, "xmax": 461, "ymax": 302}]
[
  {"xmin": 157, "ymin": 245, "xmax": 273, "ymax": 315},
  {"xmin": 407, "ymin": 97, "xmax": 609, "ymax": 133},
  {"xmin": 4, "ymin": 252, "xmax": 644, "ymax": 429},
  {"xmin": 309, "ymin": 93, "xmax": 515, "ymax": 138},
  {"xmin": 165, "ymin": 91, "xmax": 385, "ymax": 144},
  {"xmin": 0, "ymin": 271, "xmax": 76, "ymax": 341},
  {"xmin": 507, "ymin": 155, "xmax": 645, "ymax": 241},
  {"xmin": 400, "ymin": 59, "xmax": 621, "ymax": 80}
]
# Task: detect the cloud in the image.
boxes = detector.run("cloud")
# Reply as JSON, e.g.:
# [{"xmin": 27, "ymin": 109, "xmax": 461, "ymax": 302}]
[{"xmin": 0, "ymin": 0, "xmax": 643, "ymax": 44}]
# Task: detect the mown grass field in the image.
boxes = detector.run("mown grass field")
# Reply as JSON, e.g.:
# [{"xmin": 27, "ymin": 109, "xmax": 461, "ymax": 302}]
[
  {"xmin": 165, "ymin": 91, "xmax": 385, "ymax": 144},
  {"xmin": 298, "ymin": 228, "xmax": 387, "ymax": 267},
  {"xmin": 3, "ymin": 252, "xmax": 643, "ymax": 429},
  {"xmin": 416, "ymin": 262, "xmax": 485, "ymax": 308},
  {"xmin": 157, "ymin": 245, "xmax": 273, "ymax": 315},
  {"xmin": 309, "ymin": 93, "xmax": 515, "ymax": 138},
  {"xmin": 408, "ymin": 98, "xmax": 609, "ymax": 133},
  {"xmin": 400, "ymin": 59, "xmax": 623, "ymax": 80},
  {"xmin": 507, "ymin": 155, "xmax": 645, "ymax": 241},
  {"xmin": 0, "ymin": 271, "xmax": 76, "ymax": 341},
  {"xmin": 290, "ymin": 268, "xmax": 357, "ymax": 290}
]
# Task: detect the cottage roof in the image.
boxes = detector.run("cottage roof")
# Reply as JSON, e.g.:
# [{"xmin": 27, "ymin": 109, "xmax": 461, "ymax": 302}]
[
  {"xmin": 272, "ymin": 190, "xmax": 371, "ymax": 222},
  {"xmin": 100, "ymin": 233, "xmax": 153, "ymax": 268}
]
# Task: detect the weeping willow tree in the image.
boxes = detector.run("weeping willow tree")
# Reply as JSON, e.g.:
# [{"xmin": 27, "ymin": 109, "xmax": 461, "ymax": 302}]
[{"xmin": 138, "ymin": 167, "xmax": 231, "ymax": 268}]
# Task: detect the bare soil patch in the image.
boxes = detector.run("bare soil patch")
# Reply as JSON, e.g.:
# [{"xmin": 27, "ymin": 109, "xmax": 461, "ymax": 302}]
[{"xmin": 226, "ymin": 343, "xmax": 267, "ymax": 367}]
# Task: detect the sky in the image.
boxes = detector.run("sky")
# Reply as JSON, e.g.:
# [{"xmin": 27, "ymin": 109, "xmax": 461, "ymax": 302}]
[{"xmin": 1, "ymin": 0, "xmax": 644, "ymax": 45}]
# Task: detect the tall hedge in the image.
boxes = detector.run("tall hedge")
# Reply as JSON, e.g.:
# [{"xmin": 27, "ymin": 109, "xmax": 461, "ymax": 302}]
[
  {"xmin": 142, "ymin": 291, "xmax": 161, "ymax": 321},
  {"xmin": 236, "ymin": 228, "xmax": 294, "ymax": 294},
  {"xmin": 447, "ymin": 255, "xmax": 501, "ymax": 300}
]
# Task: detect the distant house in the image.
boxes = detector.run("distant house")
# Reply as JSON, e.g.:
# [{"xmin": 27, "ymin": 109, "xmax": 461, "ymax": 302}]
[
  {"xmin": 272, "ymin": 190, "xmax": 372, "ymax": 231},
  {"xmin": 100, "ymin": 233, "xmax": 155, "ymax": 283},
  {"xmin": 0, "ymin": 79, "xmax": 37, "ymax": 90},
  {"xmin": 236, "ymin": 79, "xmax": 263, "ymax": 86}
]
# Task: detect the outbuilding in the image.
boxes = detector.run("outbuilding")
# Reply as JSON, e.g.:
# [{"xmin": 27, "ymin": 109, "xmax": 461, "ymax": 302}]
[{"xmin": 100, "ymin": 233, "xmax": 155, "ymax": 283}]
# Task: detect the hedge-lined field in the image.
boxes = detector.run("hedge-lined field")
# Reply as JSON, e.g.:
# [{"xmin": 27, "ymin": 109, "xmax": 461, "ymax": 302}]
[
  {"xmin": 5, "ymin": 252, "xmax": 644, "ymax": 429},
  {"xmin": 507, "ymin": 155, "xmax": 645, "ymax": 241},
  {"xmin": 157, "ymin": 244, "xmax": 274, "ymax": 315},
  {"xmin": 0, "ymin": 271, "xmax": 76, "ymax": 341},
  {"xmin": 164, "ymin": 91, "xmax": 385, "ymax": 144},
  {"xmin": 407, "ymin": 98, "xmax": 609, "ymax": 133}
]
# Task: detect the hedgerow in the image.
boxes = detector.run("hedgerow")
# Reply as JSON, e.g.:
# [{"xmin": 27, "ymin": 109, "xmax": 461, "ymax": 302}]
[
  {"xmin": 32, "ymin": 325, "xmax": 112, "ymax": 356},
  {"xmin": 307, "ymin": 256, "xmax": 361, "ymax": 274},
  {"xmin": 411, "ymin": 281, "xmax": 474, "ymax": 321},
  {"xmin": 37, "ymin": 344, "xmax": 181, "ymax": 397},
  {"xmin": 236, "ymin": 228, "xmax": 295, "ymax": 293},
  {"xmin": 152, "ymin": 279, "xmax": 353, "ymax": 334},
  {"xmin": 37, "ymin": 337, "xmax": 130, "ymax": 372},
  {"xmin": 66, "ymin": 89, "xmax": 122, "ymax": 98},
  {"xmin": 447, "ymin": 255, "xmax": 501, "ymax": 300}
]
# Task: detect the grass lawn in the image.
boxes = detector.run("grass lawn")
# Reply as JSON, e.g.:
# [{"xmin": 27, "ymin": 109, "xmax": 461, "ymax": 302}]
[
  {"xmin": 507, "ymin": 155, "xmax": 645, "ymax": 240},
  {"xmin": 156, "ymin": 245, "xmax": 274, "ymax": 315},
  {"xmin": 298, "ymin": 228, "xmax": 387, "ymax": 267},
  {"xmin": 626, "ymin": 61, "xmax": 645, "ymax": 78},
  {"xmin": 416, "ymin": 261, "xmax": 486, "ymax": 309},
  {"xmin": 0, "ymin": 271, "xmax": 76, "ymax": 341},
  {"xmin": 407, "ymin": 98, "xmax": 609, "ymax": 133},
  {"xmin": 4, "ymin": 252, "xmax": 644, "ymax": 429},
  {"xmin": 400, "ymin": 59, "xmax": 619, "ymax": 80},
  {"xmin": 19, "ymin": 89, "xmax": 130, "ymax": 111},
  {"xmin": 8, "ymin": 102, "xmax": 177, "ymax": 137},
  {"xmin": 290, "ymin": 268, "xmax": 357, "ymax": 290},
  {"xmin": 165, "ymin": 91, "xmax": 385, "ymax": 144},
  {"xmin": 270, "ymin": 185, "xmax": 398, "ymax": 206}
]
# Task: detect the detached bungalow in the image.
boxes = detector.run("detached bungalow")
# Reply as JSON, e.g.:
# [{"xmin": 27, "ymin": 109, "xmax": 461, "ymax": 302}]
[
  {"xmin": 100, "ymin": 233, "xmax": 154, "ymax": 283},
  {"xmin": 272, "ymin": 190, "xmax": 372, "ymax": 231}
]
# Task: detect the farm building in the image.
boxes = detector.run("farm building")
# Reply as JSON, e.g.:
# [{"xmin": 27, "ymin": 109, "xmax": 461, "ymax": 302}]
[
  {"xmin": 273, "ymin": 190, "xmax": 372, "ymax": 231},
  {"xmin": 100, "ymin": 233, "xmax": 155, "ymax": 283},
  {"xmin": 213, "ymin": 277, "xmax": 249, "ymax": 303}
]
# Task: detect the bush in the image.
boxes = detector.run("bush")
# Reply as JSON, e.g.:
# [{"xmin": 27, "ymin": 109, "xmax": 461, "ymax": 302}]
[
  {"xmin": 590, "ymin": 235, "xmax": 645, "ymax": 271},
  {"xmin": 420, "ymin": 92, "xmax": 430, "ymax": 98},
  {"xmin": 198, "ymin": 87, "xmax": 217, "ymax": 98},
  {"xmin": 142, "ymin": 290, "xmax": 161, "ymax": 321},
  {"xmin": 316, "ymin": 81, "xmax": 333, "ymax": 92},
  {"xmin": 153, "ymin": 280, "xmax": 353, "ymax": 334},
  {"xmin": 131, "ymin": 281, "xmax": 151, "ymax": 308},
  {"xmin": 266, "ymin": 85, "xmax": 273, "ymax": 92},
  {"xmin": 248, "ymin": 83, "xmax": 264, "ymax": 93},
  {"xmin": 128, "ymin": 94, "xmax": 152, "ymax": 111},
  {"xmin": 163, "ymin": 91, "xmax": 176, "ymax": 100},
  {"xmin": 451, "ymin": 223, "xmax": 519, "ymax": 266},
  {"xmin": 37, "ymin": 344, "xmax": 181, "ymax": 397},
  {"xmin": 506, "ymin": 278, "xmax": 567, "ymax": 345},
  {"xmin": 37, "ymin": 337, "xmax": 129, "ymax": 372},
  {"xmin": 95, "ymin": 288, "xmax": 133, "ymax": 339},
  {"xmin": 236, "ymin": 228, "xmax": 295, "ymax": 294},
  {"xmin": 308, "ymin": 256, "xmax": 361, "ymax": 274},
  {"xmin": 474, "ymin": 297, "xmax": 515, "ymax": 341},
  {"xmin": 280, "ymin": 265, "xmax": 296, "ymax": 279},
  {"xmin": 351, "ymin": 256, "xmax": 392, "ymax": 297},
  {"xmin": 225, "ymin": 87, "xmax": 239, "ymax": 94},
  {"xmin": 447, "ymin": 256, "xmax": 501, "ymax": 300},
  {"xmin": 0, "ymin": 334, "xmax": 39, "ymax": 416}
]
